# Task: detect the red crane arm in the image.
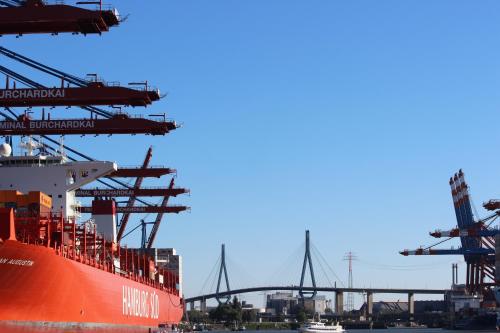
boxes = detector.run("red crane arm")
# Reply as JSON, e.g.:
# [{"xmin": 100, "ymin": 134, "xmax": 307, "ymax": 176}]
[
  {"xmin": 0, "ymin": 1, "xmax": 119, "ymax": 35},
  {"xmin": 75, "ymin": 187, "xmax": 188, "ymax": 197},
  {"xmin": 116, "ymin": 147, "xmax": 152, "ymax": 241},
  {"xmin": 79, "ymin": 205, "xmax": 188, "ymax": 214},
  {"xmin": 146, "ymin": 178, "xmax": 175, "ymax": 249},
  {"xmin": 0, "ymin": 115, "xmax": 176, "ymax": 136},
  {"xmin": 0, "ymin": 84, "xmax": 159, "ymax": 107}
]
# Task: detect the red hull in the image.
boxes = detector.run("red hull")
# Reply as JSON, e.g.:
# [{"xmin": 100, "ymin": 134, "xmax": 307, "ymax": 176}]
[{"xmin": 0, "ymin": 240, "xmax": 183, "ymax": 332}]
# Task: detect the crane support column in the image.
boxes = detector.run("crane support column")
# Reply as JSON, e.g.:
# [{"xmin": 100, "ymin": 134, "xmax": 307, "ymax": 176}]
[
  {"xmin": 366, "ymin": 292, "xmax": 373, "ymax": 321},
  {"xmin": 200, "ymin": 299, "xmax": 207, "ymax": 313},
  {"xmin": 408, "ymin": 293, "xmax": 415, "ymax": 322},
  {"xmin": 335, "ymin": 292, "xmax": 344, "ymax": 314}
]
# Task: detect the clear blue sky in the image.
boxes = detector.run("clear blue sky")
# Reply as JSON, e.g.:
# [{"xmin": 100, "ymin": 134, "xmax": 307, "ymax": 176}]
[{"xmin": 3, "ymin": 1, "xmax": 500, "ymax": 308}]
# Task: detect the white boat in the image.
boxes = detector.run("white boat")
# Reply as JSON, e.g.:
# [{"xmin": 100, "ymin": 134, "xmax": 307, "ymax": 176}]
[{"xmin": 299, "ymin": 321, "xmax": 346, "ymax": 333}]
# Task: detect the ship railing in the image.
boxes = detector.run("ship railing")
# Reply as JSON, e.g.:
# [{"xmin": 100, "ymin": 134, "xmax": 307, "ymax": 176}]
[
  {"xmin": 111, "ymin": 113, "xmax": 175, "ymax": 122},
  {"xmin": 14, "ymin": 114, "xmax": 174, "ymax": 122},
  {"xmin": 117, "ymin": 164, "xmax": 173, "ymax": 169},
  {"xmin": 82, "ymin": 77, "xmax": 159, "ymax": 92},
  {"xmin": 14, "ymin": 214, "xmax": 181, "ymax": 296},
  {"xmin": 131, "ymin": 186, "xmax": 186, "ymax": 190}
]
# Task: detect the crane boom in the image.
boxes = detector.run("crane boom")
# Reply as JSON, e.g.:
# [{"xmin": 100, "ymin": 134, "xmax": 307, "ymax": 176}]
[
  {"xmin": 400, "ymin": 248, "xmax": 494, "ymax": 256},
  {"xmin": 75, "ymin": 187, "xmax": 188, "ymax": 197},
  {"xmin": 0, "ymin": 114, "xmax": 176, "ymax": 136},
  {"xmin": 79, "ymin": 205, "xmax": 188, "ymax": 214},
  {"xmin": 116, "ymin": 147, "xmax": 153, "ymax": 241},
  {"xmin": 0, "ymin": 3, "xmax": 119, "ymax": 35},
  {"xmin": 146, "ymin": 178, "xmax": 175, "ymax": 249},
  {"xmin": 0, "ymin": 83, "xmax": 159, "ymax": 107}
]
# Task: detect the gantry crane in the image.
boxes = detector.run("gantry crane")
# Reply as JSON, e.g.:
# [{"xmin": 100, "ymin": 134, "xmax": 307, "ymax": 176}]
[
  {"xmin": 400, "ymin": 170, "xmax": 498, "ymax": 302},
  {"xmin": 0, "ymin": 47, "xmax": 176, "ymax": 136},
  {"xmin": 0, "ymin": 47, "xmax": 161, "ymax": 107}
]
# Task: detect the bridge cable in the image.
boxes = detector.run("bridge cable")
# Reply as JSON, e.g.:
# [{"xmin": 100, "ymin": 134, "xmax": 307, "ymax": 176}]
[
  {"xmin": 311, "ymin": 243, "xmax": 345, "ymax": 287},
  {"xmin": 265, "ymin": 241, "xmax": 305, "ymax": 287},
  {"xmin": 310, "ymin": 245, "xmax": 337, "ymax": 289},
  {"xmin": 209, "ymin": 255, "xmax": 223, "ymax": 296},
  {"xmin": 199, "ymin": 255, "xmax": 221, "ymax": 296},
  {"xmin": 225, "ymin": 255, "xmax": 262, "ymax": 291}
]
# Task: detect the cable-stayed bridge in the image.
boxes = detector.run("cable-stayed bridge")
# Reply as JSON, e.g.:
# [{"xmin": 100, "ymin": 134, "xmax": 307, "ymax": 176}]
[{"xmin": 185, "ymin": 231, "xmax": 448, "ymax": 321}]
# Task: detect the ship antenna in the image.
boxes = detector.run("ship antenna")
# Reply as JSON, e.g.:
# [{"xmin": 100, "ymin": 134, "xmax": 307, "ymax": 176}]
[
  {"xmin": 19, "ymin": 135, "xmax": 42, "ymax": 157},
  {"xmin": 57, "ymin": 135, "xmax": 66, "ymax": 159}
]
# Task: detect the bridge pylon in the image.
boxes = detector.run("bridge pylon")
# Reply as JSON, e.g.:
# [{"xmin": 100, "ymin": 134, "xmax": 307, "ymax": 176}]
[
  {"xmin": 299, "ymin": 230, "xmax": 317, "ymax": 299},
  {"xmin": 216, "ymin": 244, "xmax": 231, "ymax": 304}
]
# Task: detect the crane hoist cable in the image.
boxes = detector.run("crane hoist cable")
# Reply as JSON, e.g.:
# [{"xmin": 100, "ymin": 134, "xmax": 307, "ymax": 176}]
[
  {"xmin": 0, "ymin": 0, "xmax": 22, "ymax": 7},
  {"xmin": 0, "ymin": 46, "xmax": 88, "ymax": 86}
]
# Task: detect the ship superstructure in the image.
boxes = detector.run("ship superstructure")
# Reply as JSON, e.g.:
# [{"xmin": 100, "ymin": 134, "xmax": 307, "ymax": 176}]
[{"xmin": 0, "ymin": 152, "xmax": 116, "ymax": 218}]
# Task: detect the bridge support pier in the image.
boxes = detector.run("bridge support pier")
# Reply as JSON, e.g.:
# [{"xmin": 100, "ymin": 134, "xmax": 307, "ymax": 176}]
[
  {"xmin": 408, "ymin": 293, "xmax": 414, "ymax": 322},
  {"xmin": 200, "ymin": 299, "xmax": 207, "ymax": 313},
  {"xmin": 335, "ymin": 292, "xmax": 344, "ymax": 314},
  {"xmin": 189, "ymin": 301, "xmax": 194, "ymax": 311},
  {"xmin": 366, "ymin": 292, "xmax": 373, "ymax": 321}
]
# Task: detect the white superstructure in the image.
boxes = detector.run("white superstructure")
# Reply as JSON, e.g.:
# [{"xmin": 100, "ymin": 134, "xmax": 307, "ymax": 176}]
[{"xmin": 0, "ymin": 144, "xmax": 116, "ymax": 218}]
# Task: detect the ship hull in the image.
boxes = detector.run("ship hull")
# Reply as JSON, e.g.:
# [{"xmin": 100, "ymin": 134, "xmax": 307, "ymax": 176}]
[{"xmin": 0, "ymin": 240, "xmax": 183, "ymax": 332}]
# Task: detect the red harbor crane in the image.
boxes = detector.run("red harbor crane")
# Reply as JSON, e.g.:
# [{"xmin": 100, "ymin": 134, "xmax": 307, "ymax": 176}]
[
  {"xmin": 0, "ymin": 81, "xmax": 160, "ymax": 107},
  {"xmin": 0, "ymin": 46, "xmax": 161, "ymax": 108},
  {"xmin": 109, "ymin": 167, "xmax": 176, "ymax": 178},
  {"xmin": 75, "ymin": 187, "xmax": 189, "ymax": 197},
  {"xmin": 0, "ymin": 47, "xmax": 177, "ymax": 136},
  {"xmin": 79, "ymin": 205, "xmax": 188, "ymax": 214},
  {"xmin": 0, "ymin": 0, "xmax": 119, "ymax": 36},
  {"xmin": 0, "ymin": 113, "xmax": 177, "ymax": 136}
]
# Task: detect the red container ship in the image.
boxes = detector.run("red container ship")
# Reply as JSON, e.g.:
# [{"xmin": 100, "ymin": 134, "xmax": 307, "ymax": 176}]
[{"xmin": 0, "ymin": 185, "xmax": 184, "ymax": 332}]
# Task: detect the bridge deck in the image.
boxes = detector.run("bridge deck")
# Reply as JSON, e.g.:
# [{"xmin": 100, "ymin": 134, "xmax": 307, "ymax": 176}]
[{"xmin": 185, "ymin": 286, "xmax": 447, "ymax": 302}]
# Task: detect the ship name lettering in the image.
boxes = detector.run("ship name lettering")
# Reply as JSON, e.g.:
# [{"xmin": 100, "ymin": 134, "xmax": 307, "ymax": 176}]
[
  {"xmin": 0, "ymin": 89, "xmax": 65, "ymax": 99},
  {"xmin": 0, "ymin": 257, "xmax": 34, "ymax": 266},
  {"xmin": 123, "ymin": 285, "xmax": 159, "ymax": 319}
]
